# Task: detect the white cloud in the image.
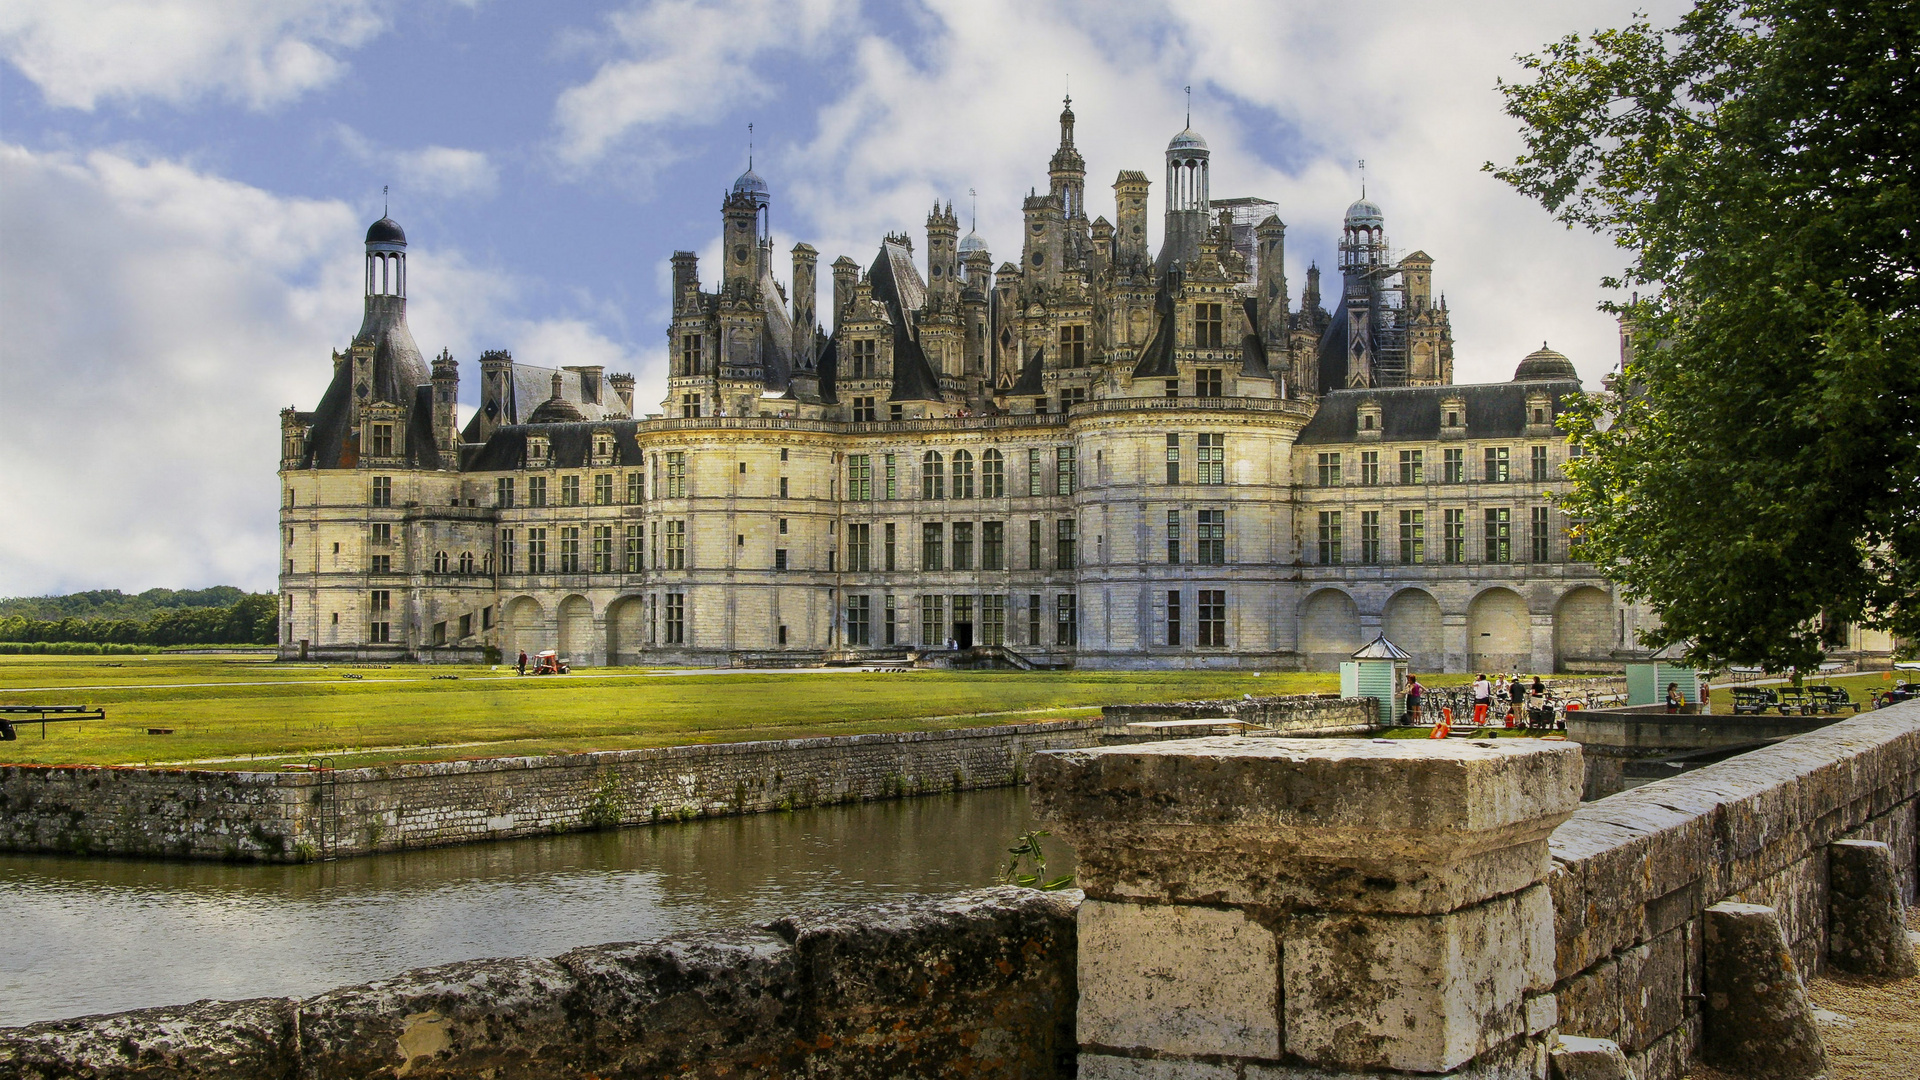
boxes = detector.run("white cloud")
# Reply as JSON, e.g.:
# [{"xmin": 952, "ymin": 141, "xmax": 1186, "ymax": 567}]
[
  {"xmin": 332, "ymin": 126, "xmax": 500, "ymax": 200},
  {"xmin": 550, "ymin": 0, "xmax": 854, "ymax": 170},
  {"xmin": 0, "ymin": 0, "xmax": 390, "ymax": 110}
]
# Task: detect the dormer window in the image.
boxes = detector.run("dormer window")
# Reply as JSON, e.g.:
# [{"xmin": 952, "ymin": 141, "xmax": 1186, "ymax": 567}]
[
  {"xmin": 1362, "ymin": 415, "xmax": 1375, "ymax": 430},
  {"xmin": 370, "ymin": 423, "xmax": 394, "ymax": 457},
  {"xmin": 528, "ymin": 436, "xmax": 550, "ymax": 467},
  {"xmin": 591, "ymin": 429, "xmax": 616, "ymax": 466},
  {"xmin": 1356, "ymin": 400, "xmax": 1383, "ymax": 438}
]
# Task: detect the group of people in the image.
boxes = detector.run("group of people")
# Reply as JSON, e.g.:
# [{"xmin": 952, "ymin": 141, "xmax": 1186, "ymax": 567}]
[{"xmin": 1401, "ymin": 671, "xmax": 1559, "ymax": 729}]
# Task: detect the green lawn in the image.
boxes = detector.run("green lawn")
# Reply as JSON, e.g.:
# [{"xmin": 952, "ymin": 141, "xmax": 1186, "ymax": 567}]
[{"xmin": 0, "ymin": 655, "xmax": 1347, "ymax": 769}]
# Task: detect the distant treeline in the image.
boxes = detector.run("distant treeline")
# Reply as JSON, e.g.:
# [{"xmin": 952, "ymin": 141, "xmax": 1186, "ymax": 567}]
[
  {"xmin": 0, "ymin": 593, "xmax": 278, "ymax": 646},
  {"xmin": 0, "ymin": 586, "xmax": 252, "ymax": 621}
]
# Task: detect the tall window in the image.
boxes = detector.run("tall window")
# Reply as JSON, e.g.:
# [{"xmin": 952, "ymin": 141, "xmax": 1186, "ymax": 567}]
[
  {"xmin": 1195, "ymin": 302, "xmax": 1224, "ymax": 347},
  {"xmin": 435, "ymin": 551, "xmax": 450, "ymax": 574},
  {"xmin": 664, "ymin": 593, "xmax": 685, "ymax": 643},
  {"xmin": 952, "ymin": 450, "xmax": 975, "ymax": 498},
  {"xmin": 1531, "ymin": 445, "xmax": 1550, "ymax": 482},
  {"xmin": 982, "ymin": 521, "xmax": 1004, "ymax": 570},
  {"xmin": 1398, "ymin": 510, "xmax": 1425, "ymax": 564},
  {"xmin": 1197, "ymin": 590, "xmax": 1226, "ymax": 647},
  {"xmin": 848, "ymin": 454, "xmax": 872, "ymax": 500},
  {"xmin": 560, "ymin": 526, "xmax": 581, "ymax": 572},
  {"xmin": 1059, "ymin": 387, "xmax": 1086, "ymax": 409},
  {"xmin": 1196, "ymin": 368, "xmax": 1223, "ymax": 397},
  {"xmin": 664, "ymin": 520, "xmax": 686, "ymax": 569},
  {"xmin": 922, "ymin": 522, "xmax": 944, "ymax": 570},
  {"xmin": 369, "ymin": 589, "xmax": 391, "ymax": 643},
  {"xmin": 884, "ymin": 594, "xmax": 897, "ymax": 645},
  {"xmin": 922, "ymin": 451, "xmax": 945, "ymax": 499},
  {"xmin": 592, "ymin": 525, "xmax": 614, "ymax": 572},
  {"xmin": 627, "ymin": 472, "xmax": 643, "ymax": 504},
  {"xmin": 884, "ymin": 522, "xmax": 897, "ymax": 571},
  {"xmin": 1056, "ymin": 594, "xmax": 1078, "ymax": 646},
  {"xmin": 561, "ymin": 475, "xmax": 580, "ymax": 506},
  {"xmin": 528, "ymin": 528, "xmax": 548, "ymax": 573},
  {"xmin": 1058, "ymin": 324, "xmax": 1086, "ymax": 365},
  {"xmin": 1167, "ymin": 590, "xmax": 1182, "ymax": 646},
  {"xmin": 1531, "ymin": 506, "xmax": 1552, "ymax": 562},
  {"xmin": 1165, "ymin": 434, "xmax": 1180, "ymax": 484},
  {"xmin": 1568, "ymin": 514, "xmax": 1591, "ymax": 562},
  {"xmin": 1198, "ymin": 509, "xmax": 1225, "ymax": 565},
  {"xmin": 853, "ymin": 396, "xmax": 876, "ymax": 422},
  {"xmin": 528, "ymin": 475, "xmax": 548, "ymax": 507},
  {"xmin": 952, "ymin": 595, "xmax": 973, "ymax": 643},
  {"xmin": 1056, "ymin": 519, "xmax": 1076, "ymax": 569},
  {"xmin": 921, "ymin": 595, "xmax": 945, "ymax": 646},
  {"xmin": 625, "ymin": 524, "xmax": 643, "ymax": 572},
  {"xmin": 847, "ymin": 522, "xmax": 871, "ymax": 571},
  {"xmin": 1056, "ymin": 447, "xmax": 1076, "ymax": 494},
  {"xmin": 1027, "ymin": 594, "xmax": 1042, "ymax": 646},
  {"xmin": 370, "ymin": 553, "xmax": 391, "ymax": 574},
  {"xmin": 1443, "ymin": 448, "xmax": 1465, "ymax": 484},
  {"xmin": 1316, "ymin": 452, "xmax": 1341, "ymax": 487},
  {"xmin": 680, "ymin": 393, "xmax": 702, "ymax": 418},
  {"xmin": 369, "ymin": 423, "xmax": 393, "ymax": 457},
  {"xmin": 1166, "ymin": 510, "xmax": 1181, "ymax": 564},
  {"xmin": 1028, "ymin": 520, "xmax": 1042, "ymax": 568},
  {"xmin": 1484, "ymin": 446, "xmax": 1510, "ymax": 483},
  {"xmin": 1197, "ymin": 434, "xmax": 1224, "ymax": 484},
  {"xmin": 459, "ymin": 551, "xmax": 474, "ymax": 574},
  {"xmin": 981, "ymin": 595, "xmax": 1006, "ymax": 646},
  {"xmin": 680, "ymin": 334, "xmax": 701, "ymax": 374},
  {"xmin": 1399, "ymin": 449, "xmax": 1424, "ymax": 485},
  {"xmin": 371, "ymin": 522, "xmax": 392, "ymax": 546},
  {"xmin": 499, "ymin": 529, "xmax": 515, "ymax": 574},
  {"xmin": 966, "ymin": 449, "xmax": 997, "ymax": 499},
  {"xmin": 594, "ymin": 474, "xmax": 613, "ymax": 505},
  {"xmin": 1360, "ymin": 511, "xmax": 1381, "ymax": 563},
  {"xmin": 1360, "ymin": 450, "xmax": 1380, "ymax": 486},
  {"xmin": 846, "ymin": 595, "xmax": 871, "ymax": 646},
  {"xmin": 1485, "ymin": 507, "xmax": 1512, "ymax": 563},
  {"xmin": 496, "ymin": 477, "xmax": 514, "ymax": 508},
  {"xmin": 665, "ymin": 452, "xmax": 687, "ymax": 497},
  {"xmin": 1027, "ymin": 449, "xmax": 1043, "ymax": 495},
  {"xmin": 1444, "ymin": 509, "xmax": 1466, "ymax": 563},
  {"xmin": 1318, "ymin": 511, "xmax": 1342, "ymax": 564},
  {"xmin": 952, "ymin": 522, "xmax": 974, "ymax": 570},
  {"xmin": 850, "ymin": 338, "xmax": 877, "ymax": 378},
  {"xmin": 372, "ymin": 475, "xmax": 392, "ymax": 507}
]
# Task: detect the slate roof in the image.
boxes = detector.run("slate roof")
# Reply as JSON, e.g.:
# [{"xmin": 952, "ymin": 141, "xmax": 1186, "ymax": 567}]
[
  {"xmin": 460, "ymin": 361, "xmax": 626, "ymax": 442},
  {"xmin": 464, "ymin": 421, "xmax": 646, "ymax": 472},
  {"xmin": 300, "ymin": 296, "xmax": 431, "ymax": 469},
  {"xmin": 1295, "ymin": 378, "xmax": 1583, "ymax": 445},
  {"xmin": 1131, "ymin": 276, "xmax": 1180, "ymax": 380},
  {"xmin": 868, "ymin": 240, "xmax": 943, "ymax": 402},
  {"xmin": 1238, "ymin": 297, "xmax": 1271, "ymax": 379}
]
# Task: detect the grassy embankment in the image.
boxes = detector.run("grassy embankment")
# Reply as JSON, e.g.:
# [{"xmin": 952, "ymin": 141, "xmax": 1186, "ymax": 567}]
[{"xmin": 0, "ymin": 655, "xmax": 1368, "ymax": 769}]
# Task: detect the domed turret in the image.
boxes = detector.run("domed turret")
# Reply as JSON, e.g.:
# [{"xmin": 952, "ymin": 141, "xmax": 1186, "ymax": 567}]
[
  {"xmin": 731, "ymin": 166, "xmax": 769, "ymax": 206},
  {"xmin": 1168, "ymin": 127, "xmax": 1208, "ymax": 153},
  {"xmin": 1344, "ymin": 198, "xmax": 1384, "ymax": 227},
  {"xmin": 958, "ymin": 230, "xmax": 988, "ymax": 255},
  {"xmin": 526, "ymin": 372, "xmax": 585, "ymax": 424},
  {"xmin": 365, "ymin": 216, "xmax": 406, "ymax": 246},
  {"xmin": 1514, "ymin": 342, "xmax": 1578, "ymax": 381}
]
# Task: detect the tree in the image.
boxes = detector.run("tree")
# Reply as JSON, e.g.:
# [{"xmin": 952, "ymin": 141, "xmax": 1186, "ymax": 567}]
[{"xmin": 1491, "ymin": 0, "xmax": 1919, "ymax": 670}]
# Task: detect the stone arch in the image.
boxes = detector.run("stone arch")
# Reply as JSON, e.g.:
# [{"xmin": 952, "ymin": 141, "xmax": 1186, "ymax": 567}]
[
  {"xmin": 1382, "ymin": 588, "xmax": 1444, "ymax": 673},
  {"xmin": 1468, "ymin": 587, "xmax": 1530, "ymax": 675},
  {"xmin": 502, "ymin": 596, "xmax": 545, "ymax": 660},
  {"xmin": 1553, "ymin": 586, "xmax": 1614, "ymax": 673},
  {"xmin": 557, "ymin": 595, "xmax": 594, "ymax": 666},
  {"xmin": 605, "ymin": 595, "xmax": 646, "ymax": 667},
  {"xmin": 1298, "ymin": 588, "xmax": 1361, "ymax": 670}
]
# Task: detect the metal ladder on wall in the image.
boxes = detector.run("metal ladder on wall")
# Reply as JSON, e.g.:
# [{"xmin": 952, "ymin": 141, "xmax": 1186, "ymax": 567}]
[{"xmin": 305, "ymin": 757, "xmax": 338, "ymax": 860}]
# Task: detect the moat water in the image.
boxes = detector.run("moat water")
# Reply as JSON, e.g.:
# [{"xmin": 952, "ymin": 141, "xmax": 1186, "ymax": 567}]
[{"xmin": 0, "ymin": 787, "xmax": 1072, "ymax": 1027}]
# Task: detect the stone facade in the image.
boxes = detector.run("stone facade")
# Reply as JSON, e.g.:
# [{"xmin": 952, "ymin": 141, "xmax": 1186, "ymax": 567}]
[{"xmin": 276, "ymin": 100, "xmax": 1694, "ymax": 672}]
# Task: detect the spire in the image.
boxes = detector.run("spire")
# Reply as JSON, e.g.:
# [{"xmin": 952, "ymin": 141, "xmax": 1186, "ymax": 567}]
[
  {"xmin": 1185, "ymin": 85, "xmax": 1191, "ymax": 127},
  {"xmin": 748, "ymin": 122, "xmax": 754, "ymax": 170},
  {"xmin": 1358, "ymin": 158, "xmax": 1366, "ymax": 198}
]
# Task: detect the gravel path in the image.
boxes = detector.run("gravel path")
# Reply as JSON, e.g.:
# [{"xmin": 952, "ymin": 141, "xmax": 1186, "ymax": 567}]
[{"xmin": 1805, "ymin": 908, "xmax": 1920, "ymax": 1079}]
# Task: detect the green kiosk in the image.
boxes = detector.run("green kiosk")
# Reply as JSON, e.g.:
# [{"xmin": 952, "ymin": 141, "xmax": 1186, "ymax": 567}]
[
  {"xmin": 1341, "ymin": 635, "xmax": 1412, "ymax": 724},
  {"xmin": 1625, "ymin": 641, "xmax": 1703, "ymax": 708}
]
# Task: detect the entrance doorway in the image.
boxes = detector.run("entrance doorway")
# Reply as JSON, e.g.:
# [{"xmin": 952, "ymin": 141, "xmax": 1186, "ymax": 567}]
[{"xmin": 954, "ymin": 623, "xmax": 974, "ymax": 649}]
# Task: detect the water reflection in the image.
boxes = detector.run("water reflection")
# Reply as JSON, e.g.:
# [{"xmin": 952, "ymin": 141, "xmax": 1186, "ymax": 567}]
[{"xmin": 0, "ymin": 788, "xmax": 1073, "ymax": 1027}]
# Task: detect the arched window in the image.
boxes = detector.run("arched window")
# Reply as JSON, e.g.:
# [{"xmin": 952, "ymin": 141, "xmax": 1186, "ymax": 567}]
[
  {"xmin": 952, "ymin": 450, "xmax": 974, "ymax": 499},
  {"xmin": 922, "ymin": 451, "xmax": 944, "ymax": 500},
  {"xmin": 981, "ymin": 448, "xmax": 1004, "ymax": 498},
  {"xmin": 458, "ymin": 551, "xmax": 474, "ymax": 574},
  {"xmin": 433, "ymin": 551, "xmax": 450, "ymax": 573}
]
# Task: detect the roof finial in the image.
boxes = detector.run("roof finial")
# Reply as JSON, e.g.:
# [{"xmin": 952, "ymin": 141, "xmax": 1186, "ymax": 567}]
[
  {"xmin": 382, "ymin": 184, "xmax": 388, "ymax": 216},
  {"xmin": 1357, "ymin": 159, "xmax": 1365, "ymax": 198},
  {"xmin": 1064, "ymin": 72, "xmax": 1070, "ymax": 108},
  {"xmin": 969, "ymin": 188, "xmax": 977, "ymax": 232},
  {"xmin": 1185, "ymin": 85, "xmax": 1191, "ymax": 127},
  {"xmin": 747, "ymin": 122, "xmax": 753, "ymax": 169}
]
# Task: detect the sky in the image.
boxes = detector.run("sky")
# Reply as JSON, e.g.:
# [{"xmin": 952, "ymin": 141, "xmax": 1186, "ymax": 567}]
[{"xmin": 0, "ymin": 0, "xmax": 1688, "ymax": 599}]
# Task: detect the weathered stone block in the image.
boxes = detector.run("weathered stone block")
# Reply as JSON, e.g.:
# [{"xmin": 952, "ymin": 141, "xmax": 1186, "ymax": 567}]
[
  {"xmin": 1079, "ymin": 1054, "xmax": 1239, "ymax": 1080},
  {"xmin": 1281, "ymin": 885, "xmax": 1555, "ymax": 1073},
  {"xmin": 1548, "ymin": 1034, "xmax": 1630, "ymax": 1080},
  {"xmin": 0, "ymin": 996, "xmax": 295, "ymax": 1080},
  {"xmin": 1033, "ymin": 737, "xmax": 1582, "ymax": 914},
  {"xmin": 1702, "ymin": 902, "xmax": 1825, "ymax": 1080},
  {"xmin": 1827, "ymin": 838, "xmax": 1919, "ymax": 976},
  {"xmin": 1077, "ymin": 899, "xmax": 1279, "ymax": 1059}
]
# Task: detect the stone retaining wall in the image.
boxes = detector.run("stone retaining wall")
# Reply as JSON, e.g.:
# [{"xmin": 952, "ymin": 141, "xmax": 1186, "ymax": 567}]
[
  {"xmin": 1548, "ymin": 705, "xmax": 1920, "ymax": 1080},
  {"xmin": 0, "ymin": 720, "xmax": 1101, "ymax": 862},
  {"xmin": 0, "ymin": 888, "xmax": 1079, "ymax": 1080},
  {"xmin": 1099, "ymin": 693, "xmax": 1379, "ymax": 738}
]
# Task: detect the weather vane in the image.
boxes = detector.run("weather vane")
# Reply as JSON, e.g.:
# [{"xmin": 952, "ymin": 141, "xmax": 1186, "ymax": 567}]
[
  {"xmin": 1185, "ymin": 85, "xmax": 1192, "ymax": 126},
  {"xmin": 382, "ymin": 184, "xmax": 388, "ymax": 215},
  {"xmin": 969, "ymin": 188, "xmax": 977, "ymax": 232},
  {"xmin": 1357, "ymin": 159, "xmax": 1366, "ymax": 197},
  {"xmin": 748, "ymin": 122, "xmax": 754, "ymax": 168}
]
